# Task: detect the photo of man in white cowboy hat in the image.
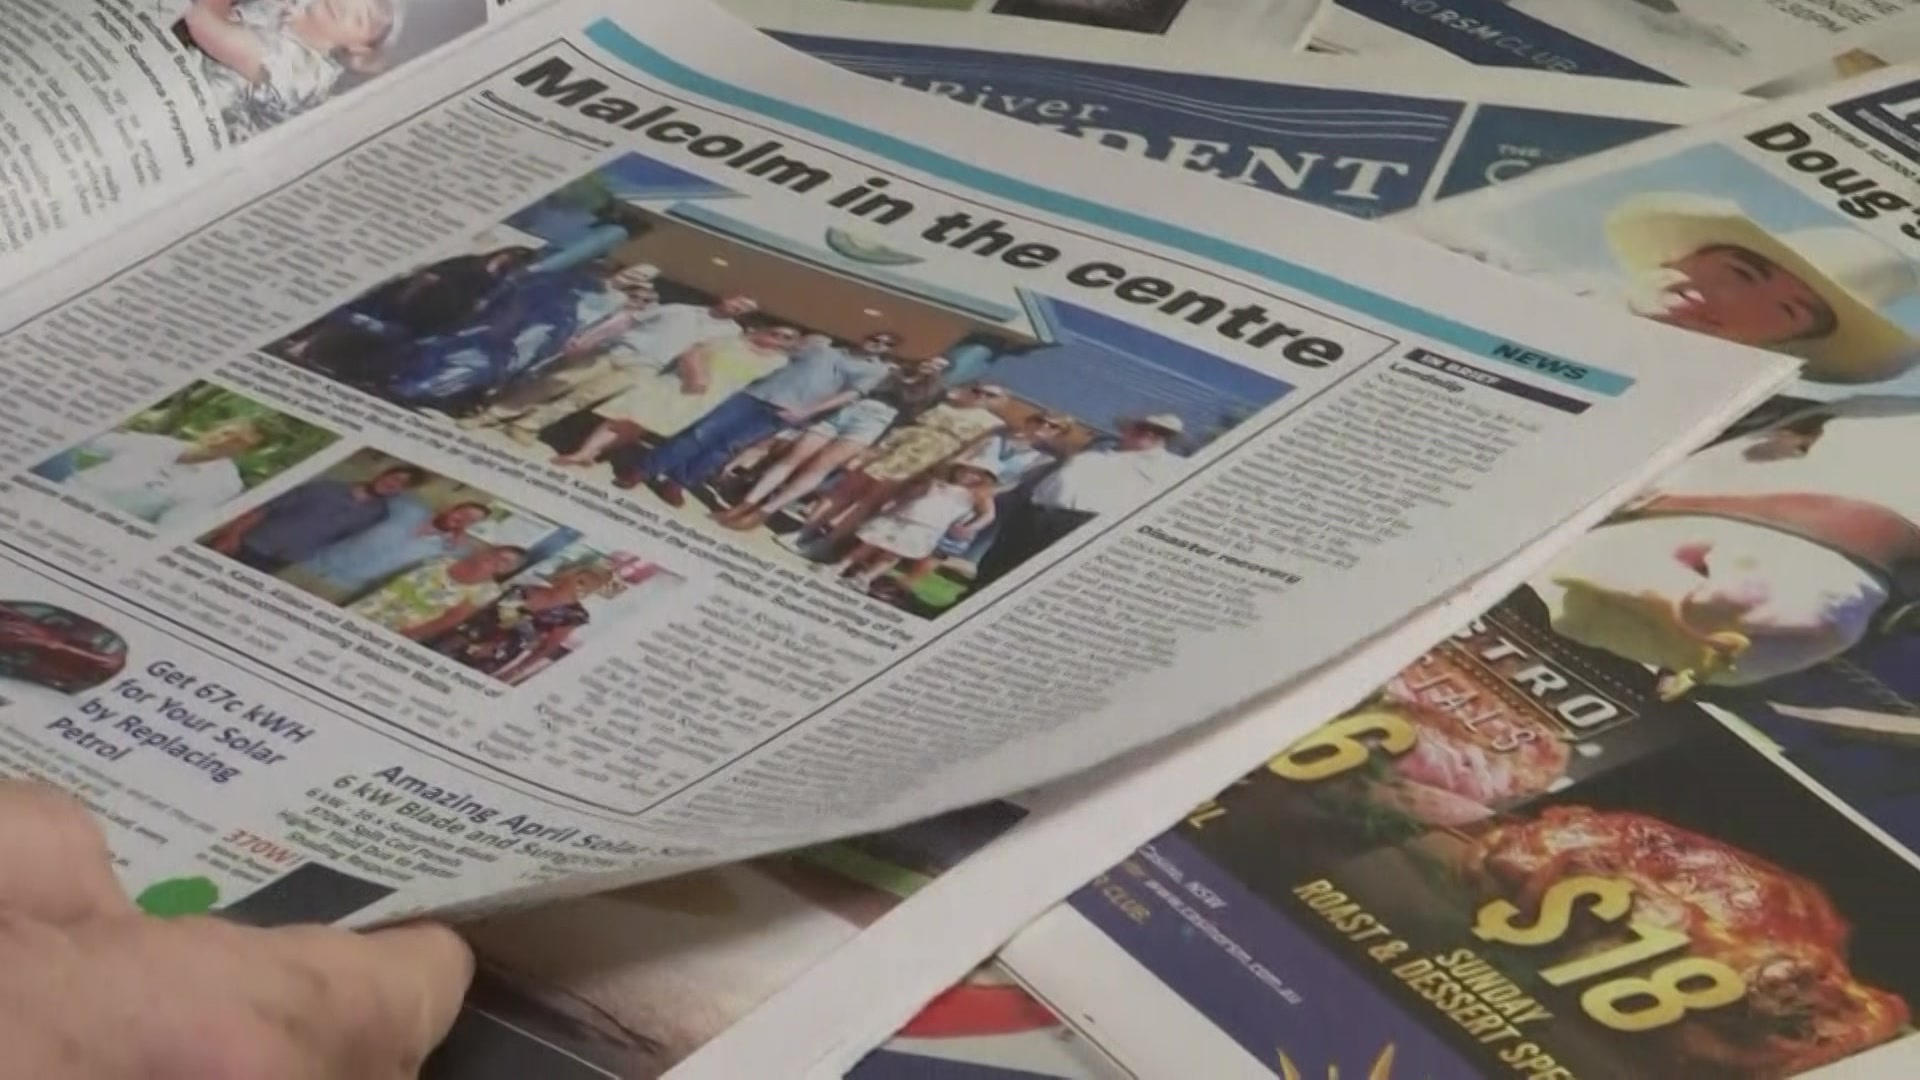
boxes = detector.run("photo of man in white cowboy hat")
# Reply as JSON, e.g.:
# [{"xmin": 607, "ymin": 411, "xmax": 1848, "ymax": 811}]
[{"xmin": 1599, "ymin": 193, "xmax": 1920, "ymax": 383}]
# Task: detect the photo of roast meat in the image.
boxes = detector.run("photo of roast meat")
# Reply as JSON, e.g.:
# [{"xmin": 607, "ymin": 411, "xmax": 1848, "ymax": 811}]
[
  {"xmin": 1461, "ymin": 806, "xmax": 1908, "ymax": 1076},
  {"xmin": 1331, "ymin": 659, "xmax": 1576, "ymax": 829}
]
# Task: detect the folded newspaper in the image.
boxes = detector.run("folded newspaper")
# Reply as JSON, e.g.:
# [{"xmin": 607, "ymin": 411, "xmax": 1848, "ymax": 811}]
[
  {"xmin": 407, "ymin": 13, "xmax": 1761, "ymax": 1079},
  {"xmin": 0, "ymin": 0, "xmax": 543, "ymax": 287},
  {"xmin": 731, "ymin": 0, "xmax": 1746, "ymax": 217},
  {"xmin": 0, "ymin": 0, "xmax": 1326, "ymax": 285},
  {"xmin": 784, "ymin": 0, "xmax": 1326, "ymax": 47},
  {"xmin": 996, "ymin": 63, "xmax": 1920, "ymax": 1080},
  {"xmin": 0, "ymin": 0, "xmax": 1795, "ymax": 1068}
]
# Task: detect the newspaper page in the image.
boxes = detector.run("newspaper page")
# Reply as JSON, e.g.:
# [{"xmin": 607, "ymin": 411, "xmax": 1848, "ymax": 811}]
[
  {"xmin": 408, "ymin": 798, "xmax": 1095, "ymax": 1079},
  {"xmin": 1322, "ymin": 0, "xmax": 1920, "ymax": 94},
  {"xmin": 732, "ymin": 0, "xmax": 1747, "ymax": 219},
  {"xmin": 434, "ymin": 801, "xmax": 1032, "ymax": 1078},
  {"xmin": 409, "ymin": 22, "xmax": 1756, "ymax": 1076},
  {"xmin": 772, "ymin": 0, "xmax": 1324, "ymax": 48},
  {"xmin": 443, "ymin": 955, "xmax": 1127, "ymax": 1080},
  {"xmin": 1313, "ymin": 1, "xmax": 1489, "ymax": 60},
  {"xmin": 1308, "ymin": 1, "xmax": 1479, "ymax": 57},
  {"xmin": 0, "ymin": 0, "xmax": 519, "ymax": 288},
  {"xmin": 0, "ymin": 0, "xmax": 1792, "ymax": 1061},
  {"xmin": 993, "ymin": 66, "xmax": 1920, "ymax": 1080},
  {"xmin": 841, "ymin": 962, "xmax": 1122, "ymax": 1079},
  {"xmin": 445, "ymin": 932, "xmax": 1125, "ymax": 1080}
]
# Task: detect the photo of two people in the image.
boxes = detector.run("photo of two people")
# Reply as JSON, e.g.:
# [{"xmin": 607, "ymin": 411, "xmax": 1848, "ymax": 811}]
[
  {"xmin": 199, "ymin": 449, "xmax": 681, "ymax": 686},
  {"xmin": 264, "ymin": 152, "xmax": 1288, "ymax": 619}
]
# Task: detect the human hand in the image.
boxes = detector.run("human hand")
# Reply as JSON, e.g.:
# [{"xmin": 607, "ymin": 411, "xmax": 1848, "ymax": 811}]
[{"xmin": 0, "ymin": 782, "xmax": 471, "ymax": 1079}]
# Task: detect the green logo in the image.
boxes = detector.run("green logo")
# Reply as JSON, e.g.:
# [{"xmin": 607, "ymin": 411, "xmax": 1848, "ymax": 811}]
[
  {"xmin": 825, "ymin": 227, "xmax": 923, "ymax": 267},
  {"xmin": 137, "ymin": 876, "xmax": 221, "ymax": 918}
]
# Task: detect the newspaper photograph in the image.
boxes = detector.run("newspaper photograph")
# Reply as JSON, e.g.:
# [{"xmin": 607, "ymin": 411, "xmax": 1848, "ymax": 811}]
[
  {"xmin": 1326, "ymin": 0, "xmax": 1920, "ymax": 93},
  {"xmin": 0, "ymin": 0, "xmax": 517, "ymax": 285},
  {"xmin": 734, "ymin": 0, "xmax": 1745, "ymax": 218},
  {"xmin": 747, "ymin": 0, "xmax": 1325, "ymax": 47},
  {"xmin": 996, "ymin": 64, "xmax": 1920, "ymax": 1080}
]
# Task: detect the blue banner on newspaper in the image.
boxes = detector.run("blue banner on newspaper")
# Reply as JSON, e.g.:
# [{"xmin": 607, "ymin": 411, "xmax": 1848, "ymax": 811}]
[
  {"xmin": 1331, "ymin": 0, "xmax": 1675, "ymax": 82},
  {"xmin": 1068, "ymin": 835, "xmax": 1480, "ymax": 1079},
  {"xmin": 1434, "ymin": 103, "xmax": 1680, "ymax": 201},
  {"xmin": 771, "ymin": 33, "xmax": 1678, "ymax": 220}
]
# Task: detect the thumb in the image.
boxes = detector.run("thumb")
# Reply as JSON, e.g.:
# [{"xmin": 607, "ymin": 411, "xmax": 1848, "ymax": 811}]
[
  {"xmin": 0, "ymin": 782, "xmax": 134, "ymax": 924},
  {"xmin": 364, "ymin": 922, "xmax": 474, "ymax": 1061},
  {"xmin": 269, "ymin": 920, "xmax": 473, "ymax": 1075}
]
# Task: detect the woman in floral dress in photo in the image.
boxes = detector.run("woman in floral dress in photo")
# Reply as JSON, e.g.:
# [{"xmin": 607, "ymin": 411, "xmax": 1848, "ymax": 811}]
[
  {"xmin": 430, "ymin": 562, "xmax": 615, "ymax": 684},
  {"xmin": 348, "ymin": 544, "xmax": 528, "ymax": 640}
]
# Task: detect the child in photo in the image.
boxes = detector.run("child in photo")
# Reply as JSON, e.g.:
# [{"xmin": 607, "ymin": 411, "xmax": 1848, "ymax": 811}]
[
  {"xmin": 835, "ymin": 462, "xmax": 998, "ymax": 593},
  {"xmin": 181, "ymin": 0, "xmax": 403, "ymax": 141}
]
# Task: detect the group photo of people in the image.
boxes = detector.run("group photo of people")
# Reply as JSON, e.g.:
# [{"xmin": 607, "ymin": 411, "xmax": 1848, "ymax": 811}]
[
  {"xmin": 30, "ymin": 381, "xmax": 338, "ymax": 530},
  {"xmin": 200, "ymin": 449, "xmax": 681, "ymax": 685},
  {"xmin": 160, "ymin": 0, "xmax": 488, "ymax": 143},
  {"xmin": 264, "ymin": 153, "xmax": 1288, "ymax": 617}
]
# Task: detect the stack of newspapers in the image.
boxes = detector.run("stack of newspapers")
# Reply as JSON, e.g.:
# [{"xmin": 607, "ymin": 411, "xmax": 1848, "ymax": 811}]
[{"xmin": 5, "ymin": 0, "xmax": 1920, "ymax": 1076}]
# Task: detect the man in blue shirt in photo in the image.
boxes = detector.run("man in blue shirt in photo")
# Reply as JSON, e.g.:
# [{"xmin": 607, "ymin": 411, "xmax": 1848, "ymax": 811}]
[
  {"xmin": 295, "ymin": 499, "xmax": 492, "ymax": 602},
  {"xmin": 205, "ymin": 465, "xmax": 427, "ymax": 575},
  {"xmin": 633, "ymin": 330, "xmax": 896, "ymax": 499}
]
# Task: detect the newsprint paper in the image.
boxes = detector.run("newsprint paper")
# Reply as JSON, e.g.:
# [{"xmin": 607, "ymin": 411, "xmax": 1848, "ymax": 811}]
[
  {"xmin": 999, "ymin": 64, "xmax": 1920, "ymax": 1080},
  {"xmin": 0, "ymin": 0, "xmax": 1789, "ymax": 1072},
  {"xmin": 420, "ymin": 12, "xmax": 1751, "ymax": 1078},
  {"xmin": 731, "ymin": 0, "xmax": 1746, "ymax": 218},
  {"xmin": 793, "ymin": 0, "xmax": 1324, "ymax": 49},
  {"xmin": 1324, "ymin": 0, "xmax": 1920, "ymax": 95},
  {"xmin": 0, "ymin": 0, "xmax": 525, "ymax": 286}
]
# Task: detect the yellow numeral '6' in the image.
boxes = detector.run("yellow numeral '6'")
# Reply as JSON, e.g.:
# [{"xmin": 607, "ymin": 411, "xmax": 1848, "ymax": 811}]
[{"xmin": 1267, "ymin": 711, "xmax": 1418, "ymax": 782}]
